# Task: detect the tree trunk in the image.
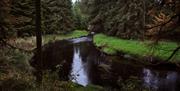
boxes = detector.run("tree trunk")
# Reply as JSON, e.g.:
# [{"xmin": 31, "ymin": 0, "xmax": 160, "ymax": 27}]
[{"xmin": 35, "ymin": 0, "xmax": 42, "ymax": 82}]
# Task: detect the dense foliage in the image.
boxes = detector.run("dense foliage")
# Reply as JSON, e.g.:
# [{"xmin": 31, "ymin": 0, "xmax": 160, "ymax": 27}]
[
  {"xmin": 0, "ymin": 0, "xmax": 12, "ymax": 41},
  {"xmin": 72, "ymin": 1, "xmax": 88, "ymax": 30},
  {"xmin": 10, "ymin": 0, "xmax": 35, "ymax": 37},
  {"xmin": 0, "ymin": 0, "xmax": 74, "ymax": 39},
  {"xmin": 41, "ymin": 0, "xmax": 74, "ymax": 34},
  {"xmin": 80, "ymin": 0, "xmax": 147, "ymax": 39},
  {"xmin": 80, "ymin": 0, "xmax": 180, "ymax": 40}
]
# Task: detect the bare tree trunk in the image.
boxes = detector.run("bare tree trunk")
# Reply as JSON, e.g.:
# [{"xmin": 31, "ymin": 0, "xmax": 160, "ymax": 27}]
[{"xmin": 35, "ymin": 0, "xmax": 42, "ymax": 82}]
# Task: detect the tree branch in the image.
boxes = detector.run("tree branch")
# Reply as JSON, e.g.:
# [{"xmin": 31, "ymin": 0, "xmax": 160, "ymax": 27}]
[
  {"xmin": 166, "ymin": 46, "xmax": 180, "ymax": 61},
  {"xmin": 146, "ymin": 14, "xmax": 178, "ymax": 30}
]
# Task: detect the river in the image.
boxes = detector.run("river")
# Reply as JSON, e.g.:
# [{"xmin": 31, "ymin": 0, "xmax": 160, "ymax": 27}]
[{"xmin": 35, "ymin": 36, "xmax": 180, "ymax": 91}]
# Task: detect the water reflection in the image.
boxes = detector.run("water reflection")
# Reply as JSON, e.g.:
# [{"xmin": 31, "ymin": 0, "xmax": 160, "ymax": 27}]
[
  {"xmin": 143, "ymin": 68, "xmax": 180, "ymax": 91},
  {"xmin": 70, "ymin": 36, "xmax": 92, "ymax": 43},
  {"xmin": 54, "ymin": 36, "xmax": 180, "ymax": 90},
  {"xmin": 30, "ymin": 35, "xmax": 180, "ymax": 91},
  {"xmin": 70, "ymin": 46, "xmax": 89, "ymax": 86}
]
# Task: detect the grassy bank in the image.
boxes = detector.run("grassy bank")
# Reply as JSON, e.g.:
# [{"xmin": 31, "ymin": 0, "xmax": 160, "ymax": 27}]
[
  {"xmin": 8, "ymin": 30, "xmax": 89, "ymax": 51},
  {"xmin": 43, "ymin": 30, "xmax": 89, "ymax": 44},
  {"xmin": 93, "ymin": 34, "xmax": 180, "ymax": 62}
]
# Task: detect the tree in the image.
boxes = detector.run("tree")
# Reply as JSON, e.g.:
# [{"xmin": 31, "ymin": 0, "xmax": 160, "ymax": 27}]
[
  {"xmin": 1, "ymin": 0, "xmax": 74, "ymax": 37},
  {"xmin": 146, "ymin": 0, "xmax": 180, "ymax": 61},
  {"xmin": 35, "ymin": 0, "xmax": 42, "ymax": 82},
  {"xmin": 80, "ymin": 0, "xmax": 147, "ymax": 39},
  {"xmin": 41, "ymin": 0, "xmax": 74, "ymax": 34},
  {"xmin": 146, "ymin": 0, "xmax": 180, "ymax": 41},
  {"xmin": 73, "ymin": 1, "xmax": 88, "ymax": 30},
  {"xmin": 0, "ymin": 0, "xmax": 12, "ymax": 43},
  {"xmin": 11, "ymin": 0, "xmax": 35, "ymax": 37}
]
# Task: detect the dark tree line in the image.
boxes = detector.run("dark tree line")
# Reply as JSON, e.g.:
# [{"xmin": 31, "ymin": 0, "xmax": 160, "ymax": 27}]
[
  {"xmin": 41, "ymin": 0, "xmax": 74, "ymax": 34},
  {"xmin": 80, "ymin": 0, "xmax": 180, "ymax": 40},
  {"xmin": 0, "ymin": 0, "xmax": 74, "ymax": 41},
  {"xmin": 72, "ymin": 1, "xmax": 88, "ymax": 30},
  {"xmin": 0, "ymin": 0, "xmax": 11, "ymax": 43},
  {"xmin": 80, "ymin": 0, "xmax": 147, "ymax": 39}
]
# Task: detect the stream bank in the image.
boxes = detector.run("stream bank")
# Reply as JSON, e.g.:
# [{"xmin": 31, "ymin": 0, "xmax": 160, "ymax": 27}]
[
  {"xmin": 30, "ymin": 35, "xmax": 180, "ymax": 91},
  {"xmin": 93, "ymin": 34, "xmax": 180, "ymax": 66}
]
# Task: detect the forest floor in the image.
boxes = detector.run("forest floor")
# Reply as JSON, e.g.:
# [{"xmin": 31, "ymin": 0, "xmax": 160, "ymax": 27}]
[{"xmin": 93, "ymin": 34, "xmax": 180, "ymax": 63}]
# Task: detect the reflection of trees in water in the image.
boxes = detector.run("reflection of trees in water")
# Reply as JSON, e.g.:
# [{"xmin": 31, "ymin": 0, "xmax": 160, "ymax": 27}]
[
  {"xmin": 143, "ymin": 68, "xmax": 180, "ymax": 91},
  {"xmin": 70, "ymin": 46, "xmax": 89, "ymax": 86},
  {"xmin": 30, "ymin": 40, "xmax": 74, "ymax": 81},
  {"xmin": 75, "ymin": 42, "xmax": 101, "ymax": 84},
  {"xmin": 77, "ymin": 41, "xmax": 112, "ymax": 85}
]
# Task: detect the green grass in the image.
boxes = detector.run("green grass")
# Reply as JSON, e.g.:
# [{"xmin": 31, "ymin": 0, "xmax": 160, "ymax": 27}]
[
  {"xmin": 43, "ymin": 30, "xmax": 88, "ymax": 44},
  {"xmin": 93, "ymin": 34, "xmax": 180, "ymax": 62}
]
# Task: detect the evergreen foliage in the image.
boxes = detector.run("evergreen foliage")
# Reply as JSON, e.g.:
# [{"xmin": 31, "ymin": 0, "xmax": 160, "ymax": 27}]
[
  {"xmin": 81, "ymin": 0, "xmax": 147, "ymax": 39},
  {"xmin": 0, "ymin": 0, "xmax": 13, "ymax": 40},
  {"xmin": 0, "ymin": 0, "xmax": 74, "ymax": 38},
  {"xmin": 42, "ymin": 0, "xmax": 74, "ymax": 34},
  {"xmin": 72, "ymin": 1, "xmax": 88, "ymax": 30},
  {"xmin": 80, "ymin": 0, "xmax": 180, "ymax": 39},
  {"xmin": 11, "ymin": 0, "xmax": 35, "ymax": 37}
]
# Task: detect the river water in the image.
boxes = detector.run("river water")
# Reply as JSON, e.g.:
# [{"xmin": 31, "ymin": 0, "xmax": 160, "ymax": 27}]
[
  {"xmin": 66, "ymin": 36, "xmax": 180, "ymax": 91},
  {"xmin": 39, "ymin": 36, "xmax": 180, "ymax": 91}
]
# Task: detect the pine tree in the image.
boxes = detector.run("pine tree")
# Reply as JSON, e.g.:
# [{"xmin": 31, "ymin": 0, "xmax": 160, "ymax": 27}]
[
  {"xmin": 81, "ymin": 0, "xmax": 147, "ymax": 39},
  {"xmin": 11, "ymin": 0, "xmax": 35, "ymax": 37},
  {"xmin": 35, "ymin": 0, "xmax": 42, "ymax": 82},
  {"xmin": 41, "ymin": 0, "xmax": 74, "ymax": 34},
  {"xmin": 0, "ymin": 0, "xmax": 12, "ymax": 41},
  {"xmin": 1, "ymin": 0, "xmax": 74, "ymax": 37},
  {"xmin": 73, "ymin": 1, "xmax": 88, "ymax": 29}
]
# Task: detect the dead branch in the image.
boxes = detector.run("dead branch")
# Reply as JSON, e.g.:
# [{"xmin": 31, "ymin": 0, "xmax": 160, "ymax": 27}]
[
  {"xmin": 146, "ymin": 14, "xmax": 178, "ymax": 30},
  {"xmin": 166, "ymin": 46, "xmax": 180, "ymax": 61}
]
